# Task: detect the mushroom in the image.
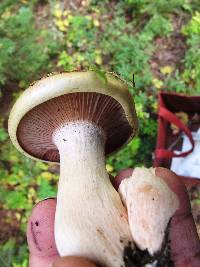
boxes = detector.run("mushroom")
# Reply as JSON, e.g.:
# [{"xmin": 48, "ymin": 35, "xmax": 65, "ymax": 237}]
[
  {"xmin": 118, "ymin": 167, "xmax": 179, "ymax": 266},
  {"xmin": 8, "ymin": 71, "xmax": 138, "ymax": 267},
  {"xmin": 8, "ymin": 71, "xmax": 179, "ymax": 267}
]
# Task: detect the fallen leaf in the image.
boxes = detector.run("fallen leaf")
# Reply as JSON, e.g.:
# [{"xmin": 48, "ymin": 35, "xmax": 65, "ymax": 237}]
[
  {"xmin": 106, "ymin": 164, "xmax": 114, "ymax": 173},
  {"xmin": 93, "ymin": 19, "xmax": 100, "ymax": 27},
  {"xmin": 152, "ymin": 78, "xmax": 164, "ymax": 89},
  {"xmin": 160, "ymin": 65, "xmax": 174, "ymax": 75},
  {"xmin": 54, "ymin": 9, "xmax": 62, "ymax": 18},
  {"xmin": 171, "ymin": 112, "xmax": 189, "ymax": 135},
  {"xmin": 95, "ymin": 55, "xmax": 103, "ymax": 65}
]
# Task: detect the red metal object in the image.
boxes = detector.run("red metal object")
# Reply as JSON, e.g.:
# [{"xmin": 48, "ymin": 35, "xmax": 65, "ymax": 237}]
[{"xmin": 154, "ymin": 92, "xmax": 200, "ymax": 187}]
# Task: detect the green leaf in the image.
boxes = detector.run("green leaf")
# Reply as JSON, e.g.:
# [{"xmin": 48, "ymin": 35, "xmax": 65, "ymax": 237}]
[
  {"xmin": 0, "ymin": 127, "xmax": 8, "ymax": 141},
  {"xmin": 6, "ymin": 191, "xmax": 27, "ymax": 210},
  {"xmin": 37, "ymin": 178, "xmax": 56, "ymax": 200},
  {"xmin": 90, "ymin": 65, "xmax": 108, "ymax": 84}
]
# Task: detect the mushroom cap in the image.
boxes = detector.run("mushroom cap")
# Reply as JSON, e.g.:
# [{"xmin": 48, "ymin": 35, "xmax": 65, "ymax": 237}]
[{"xmin": 8, "ymin": 71, "xmax": 138, "ymax": 163}]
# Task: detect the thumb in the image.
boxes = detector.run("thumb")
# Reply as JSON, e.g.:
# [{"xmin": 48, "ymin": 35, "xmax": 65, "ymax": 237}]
[
  {"xmin": 155, "ymin": 167, "xmax": 200, "ymax": 267},
  {"xmin": 27, "ymin": 198, "xmax": 59, "ymax": 267}
]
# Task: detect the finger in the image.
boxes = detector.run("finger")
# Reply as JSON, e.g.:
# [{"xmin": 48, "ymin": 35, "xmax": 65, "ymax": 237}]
[
  {"xmin": 155, "ymin": 167, "xmax": 200, "ymax": 267},
  {"xmin": 52, "ymin": 256, "xmax": 97, "ymax": 267},
  {"xmin": 27, "ymin": 198, "xmax": 59, "ymax": 267},
  {"xmin": 114, "ymin": 168, "xmax": 134, "ymax": 189}
]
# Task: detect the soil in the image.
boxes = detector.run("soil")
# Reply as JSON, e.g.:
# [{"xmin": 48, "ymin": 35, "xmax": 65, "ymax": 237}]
[
  {"xmin": 151, "ymin": 33, "xmax": 187, "ymax": 79},
  {"xmin": 123, "ymin": 222, "xmax": 174, "ymax": 267},
  {"xmin": 0, "ymin": 205, "xmax": 22, "ymax": 245},
  {"xmin": 150, "ymin": 14, "xmax": 188, "ymax": 80},
  {"xmin": 124, "ymin": 245, "xmax": 174, "ymax": 267}
]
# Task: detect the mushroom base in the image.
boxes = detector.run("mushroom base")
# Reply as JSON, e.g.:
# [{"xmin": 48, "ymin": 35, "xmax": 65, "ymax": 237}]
[
  {"xmin": 53, "ymin": 121, "xmax": 133, "ymax": 267},
  {"xmin": 123, "ymin": 222, "xmax": 174, "ymax": 267},
  {"xmin": 118, "ymin": 168, "xmax": 179, "ymax": 256}
]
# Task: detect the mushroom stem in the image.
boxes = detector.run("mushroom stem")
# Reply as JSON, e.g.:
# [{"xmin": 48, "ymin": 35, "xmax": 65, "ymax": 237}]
[
  {"xmin": 53, "ymin": 121, "xmax": 133, "ymax": 267},
  {"xmin": 119, "ymin": 168, "xmax": 179, "ymax": 264}
]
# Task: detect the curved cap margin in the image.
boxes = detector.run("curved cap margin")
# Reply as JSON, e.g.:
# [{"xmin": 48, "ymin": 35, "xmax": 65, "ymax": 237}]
[{"xmin": 8, "ymin": 71, "xmax": 138, "ymax": 162}]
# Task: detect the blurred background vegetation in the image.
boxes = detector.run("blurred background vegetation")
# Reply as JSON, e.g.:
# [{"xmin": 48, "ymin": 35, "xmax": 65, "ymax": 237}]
[{"xmin": 0, "ymin": 0, "xmax": 200, "ymax": 266}]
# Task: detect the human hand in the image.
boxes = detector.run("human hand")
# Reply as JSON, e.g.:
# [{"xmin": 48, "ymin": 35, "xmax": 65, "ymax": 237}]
[{"xmin": 27, "ymin": 168, "xmax": 200, "ymax": 267}]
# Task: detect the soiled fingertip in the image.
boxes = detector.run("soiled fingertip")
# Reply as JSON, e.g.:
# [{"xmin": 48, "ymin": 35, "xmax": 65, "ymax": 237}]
[
  {"xmin": 155, "ymin": 167, "xmax": 200, "ymax": 266},
  {"xmin": 52, "ymin": 256, "xmax": 98, "ymax": 267}
]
